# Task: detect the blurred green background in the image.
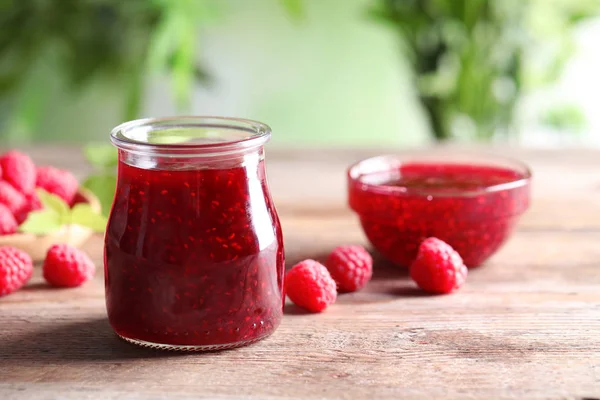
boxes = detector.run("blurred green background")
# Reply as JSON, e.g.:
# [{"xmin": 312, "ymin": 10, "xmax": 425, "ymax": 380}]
[{"xmin": 1, "ymin": 0, "xmax": 599, "ymax": 147}]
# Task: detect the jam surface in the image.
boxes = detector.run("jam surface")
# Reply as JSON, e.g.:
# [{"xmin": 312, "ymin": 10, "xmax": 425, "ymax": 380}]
[
  {"xmin": 105, "ymin": 157, "xmax": 284, "ymax": 348},
  {"xmin": 349, "ymin": 163, "xmax": 530, "ymax": 267}
]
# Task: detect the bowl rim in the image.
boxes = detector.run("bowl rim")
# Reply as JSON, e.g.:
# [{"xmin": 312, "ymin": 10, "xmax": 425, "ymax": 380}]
[{"xmin": 347, "ymin": 152, "xmax": 532, "ymax": 198}]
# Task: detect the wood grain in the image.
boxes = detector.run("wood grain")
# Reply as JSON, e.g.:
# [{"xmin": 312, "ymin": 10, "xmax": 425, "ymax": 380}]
[{"xmin": 0, "ymin": 146, "xmax": 599, "ymax": 400}]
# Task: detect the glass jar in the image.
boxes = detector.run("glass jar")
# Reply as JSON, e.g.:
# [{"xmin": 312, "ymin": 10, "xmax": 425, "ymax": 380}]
[{"xmin": 105, "ymin": 117, "xmax": 284, "ymax": 351}]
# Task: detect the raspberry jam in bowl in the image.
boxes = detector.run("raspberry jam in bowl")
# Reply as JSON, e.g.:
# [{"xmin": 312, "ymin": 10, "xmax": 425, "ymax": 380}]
[
  {"xmin": 105, "ymin": 117, "xmax": 284, "ymax": 351},
  {"xmin": 348, "ymin": 153, "xmax": 531, "ymax": 268}
]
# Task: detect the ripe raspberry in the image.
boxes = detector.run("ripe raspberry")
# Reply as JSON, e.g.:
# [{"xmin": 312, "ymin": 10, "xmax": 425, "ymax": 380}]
[
  {"xmin": 71, "ymin": 191, "xmax": 88, "ymax": 206},
  {"xmin": 0, "ymin": 150, "xmax": 36, "ymax": 194},
  {"xmin": 43, "ymin": 244, "xmax": 95, "ymax": 287},
  {"xmin": 285, "ymin": 259, "xmax": 337, "ymax": 312},
  {"xmin": 326, "ymin": 245, "xmax": 373, "ymax": 292},
  {"xmin": 15, "ymin": 192, "xmax": 43, "ymax": 224},
  {"xmin": 0, "ymin": 246, "xmax": 33, "ymax": 296},
  {"xmin": 36, "ymin": 166, "xmax": 79, "ymax": 205},
  {"xmin": 0, "ymin": 204, "xmax": 18, "ymax": 234},
  {"xmin": 0, "ymin": 180, "xmax": 26, "ymax": 214},
  {"xmin": 410, "ymin": 237, "xmax": 468, "ymax": 294}
]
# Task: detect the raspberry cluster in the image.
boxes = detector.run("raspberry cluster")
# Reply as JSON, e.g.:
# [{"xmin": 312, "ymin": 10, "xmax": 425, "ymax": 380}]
[
  {"xmin": 0, "ymin": 150, "xmax": 79, "ymax": 233},
  {"xmin": 285, "ymin": 245, "xmax": 373, "ymax": 312},
  {"xmin": 0, "ymin": 149, "xmax": 95, "ymax": 297}
]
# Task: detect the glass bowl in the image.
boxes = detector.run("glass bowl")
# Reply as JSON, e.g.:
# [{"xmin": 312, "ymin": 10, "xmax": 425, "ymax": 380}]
[{"xmin": 348, "ymin": 153, "xmax": 531, "ymax": 267}]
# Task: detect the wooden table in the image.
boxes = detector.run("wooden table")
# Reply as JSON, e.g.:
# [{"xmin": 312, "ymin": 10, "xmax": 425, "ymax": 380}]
[{"xmin": 1, "ymin": 146, "xmax": 599, "ymax": 400}]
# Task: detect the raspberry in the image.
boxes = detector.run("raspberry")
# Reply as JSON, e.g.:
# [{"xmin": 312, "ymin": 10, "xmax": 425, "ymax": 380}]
[
  {"xmin": 43, "ymin": 244, "xmax": 95, "ymax": 287},
  {"xmin": 410, "ymin": 237, "xmax": 468, "ymax": 294},
  {"xmin": 36, "ymin": 166, "xmax": 79, "ymax": 205},
  {"xmin": 326, "ymin": 245, "xmax": 373, "ymax": 292},
  {"xmin": 0, "ymin": 204, "xmax": 18, "ymax": 234},
  {"xmin": 71, "ymin": 191, "xmax": 88, "ymax": 206},
  {"xmin": 0, "ymin": 150, "xmax": 36, "ymax": 194},
  {"xmin": 0, "ymin": 180, "xmax": 26, "ymax": 214},
  {"xmin": 285, "ymin": 259, "xmax": 337, "ymax": 312},
  {"xmin": 15, "ymin": 192, "xmax": 43, "ymax": 224},
  {"xmin": 0, "ymin": 246, "xmax": 33, "ymax": 296}
]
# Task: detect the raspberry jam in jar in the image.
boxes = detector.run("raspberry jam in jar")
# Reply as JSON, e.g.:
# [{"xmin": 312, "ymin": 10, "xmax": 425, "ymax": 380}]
[
  {"xmin": 348, "ymin": 154, "xmax": 531, "ymax": 267},
  {"xmin": 105, "ymin": 117, "xmax": 284, "ymax": 350}
]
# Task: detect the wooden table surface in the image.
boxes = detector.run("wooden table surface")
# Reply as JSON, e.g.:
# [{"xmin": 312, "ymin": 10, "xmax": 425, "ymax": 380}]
[{"xmin": 1, "ymin": 146, "xmax": 599, "ymax": 400}]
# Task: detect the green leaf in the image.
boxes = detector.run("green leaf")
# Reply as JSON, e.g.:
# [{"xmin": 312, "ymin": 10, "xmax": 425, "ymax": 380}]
[
  {"xmin": 541, "ymin": 104, "xmax": 586, "ymax": 132},
  {"xmin": 5, "ymin": 59, "xmax": 52, "ymax": 141},
  {"xmin": 146, "ymin": 12, "xmax": 177, "ymax": 71},
  {"xmin": 37, "ymin": 189, "xmax": 70, "ymax": 220},
  {"xmin": 125, "ymin": 64, "xmax": 145, "ymax": 120},
  {"xmin": 170, "ymin": 21, "xmax": 195, "ymax": 108},
  {"xmin": 20, "ymin": 192, "xmax": 108, "ymax": 234},
  {"xmin": 71, "ymin": 203, "xmax": 108, "ymax": 232},
  {"xmin": 82, "ymin": 173, "xmax": 117, "ymax": 217},
  {"xmin": 19, "ymin": 210, "xmax": 63, "ymax": 235},
  {"xmin": 84, "ymin": 143, "xmax": 118, "ymax": 170},
  {"xmin": 279, "ymin": 0, "xmax": 304, "ymax": 19}
]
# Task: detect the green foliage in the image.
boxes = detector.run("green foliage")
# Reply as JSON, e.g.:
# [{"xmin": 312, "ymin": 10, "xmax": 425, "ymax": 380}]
[
  {"xmin": 0, "ymin": 0, "xmax": 302, "ymax": 140},
  {"xmin": 82, "ymin": 173, "xmax": 117, "ymax": 218},
  {"xmin": 279, "ymin": 0, "xmax": 304, "ymax": 19},
  {"xmin": 147, "ymin": 0, "xmax": 222, "ymax": 108},
  {"xmin": 82, "ymin": 143, "xmax": 118, "ymax": 217},
  {"xmin": 38, "ymin": 190, "xmax": 71, "ymax": 218},
  {"xmin": 0, "ymin": 0, "xmax": 220, "ymax": 137},
  {"xmin": 19, "ymin": 189, "xmax": 107, "ymax": 234},
  {"xmin": 19, "ymin": 210, "xmax": 64, "ymax": 235},
  {"xmin": 542, "ymin": 104, "xmax": 587, "ymax": 133},
  {"xmin": 370, "ymin": 0, "xmax": 600, "ymax": 141},
  {"xmin": 70, "ymin": 203, "xmax": 110, "ymax": 232},
  {"xmin": 84, "ymin": 143, "xmax": 118, "ymax": 170}
]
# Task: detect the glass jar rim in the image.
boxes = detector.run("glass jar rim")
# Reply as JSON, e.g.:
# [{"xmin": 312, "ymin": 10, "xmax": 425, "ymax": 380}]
[{"xmin": 110, "ymin": 116, "xmax": 271, "ymax": 157}]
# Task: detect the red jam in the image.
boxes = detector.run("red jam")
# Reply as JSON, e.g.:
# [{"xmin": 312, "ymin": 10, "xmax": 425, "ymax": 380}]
[
  {"xmin": 105, "ymin": 118, "xmax": 284, "ymax": 350},
  {"xmin": 349, "ymin": 159, "xmax": 531, "ymax": 267}
]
